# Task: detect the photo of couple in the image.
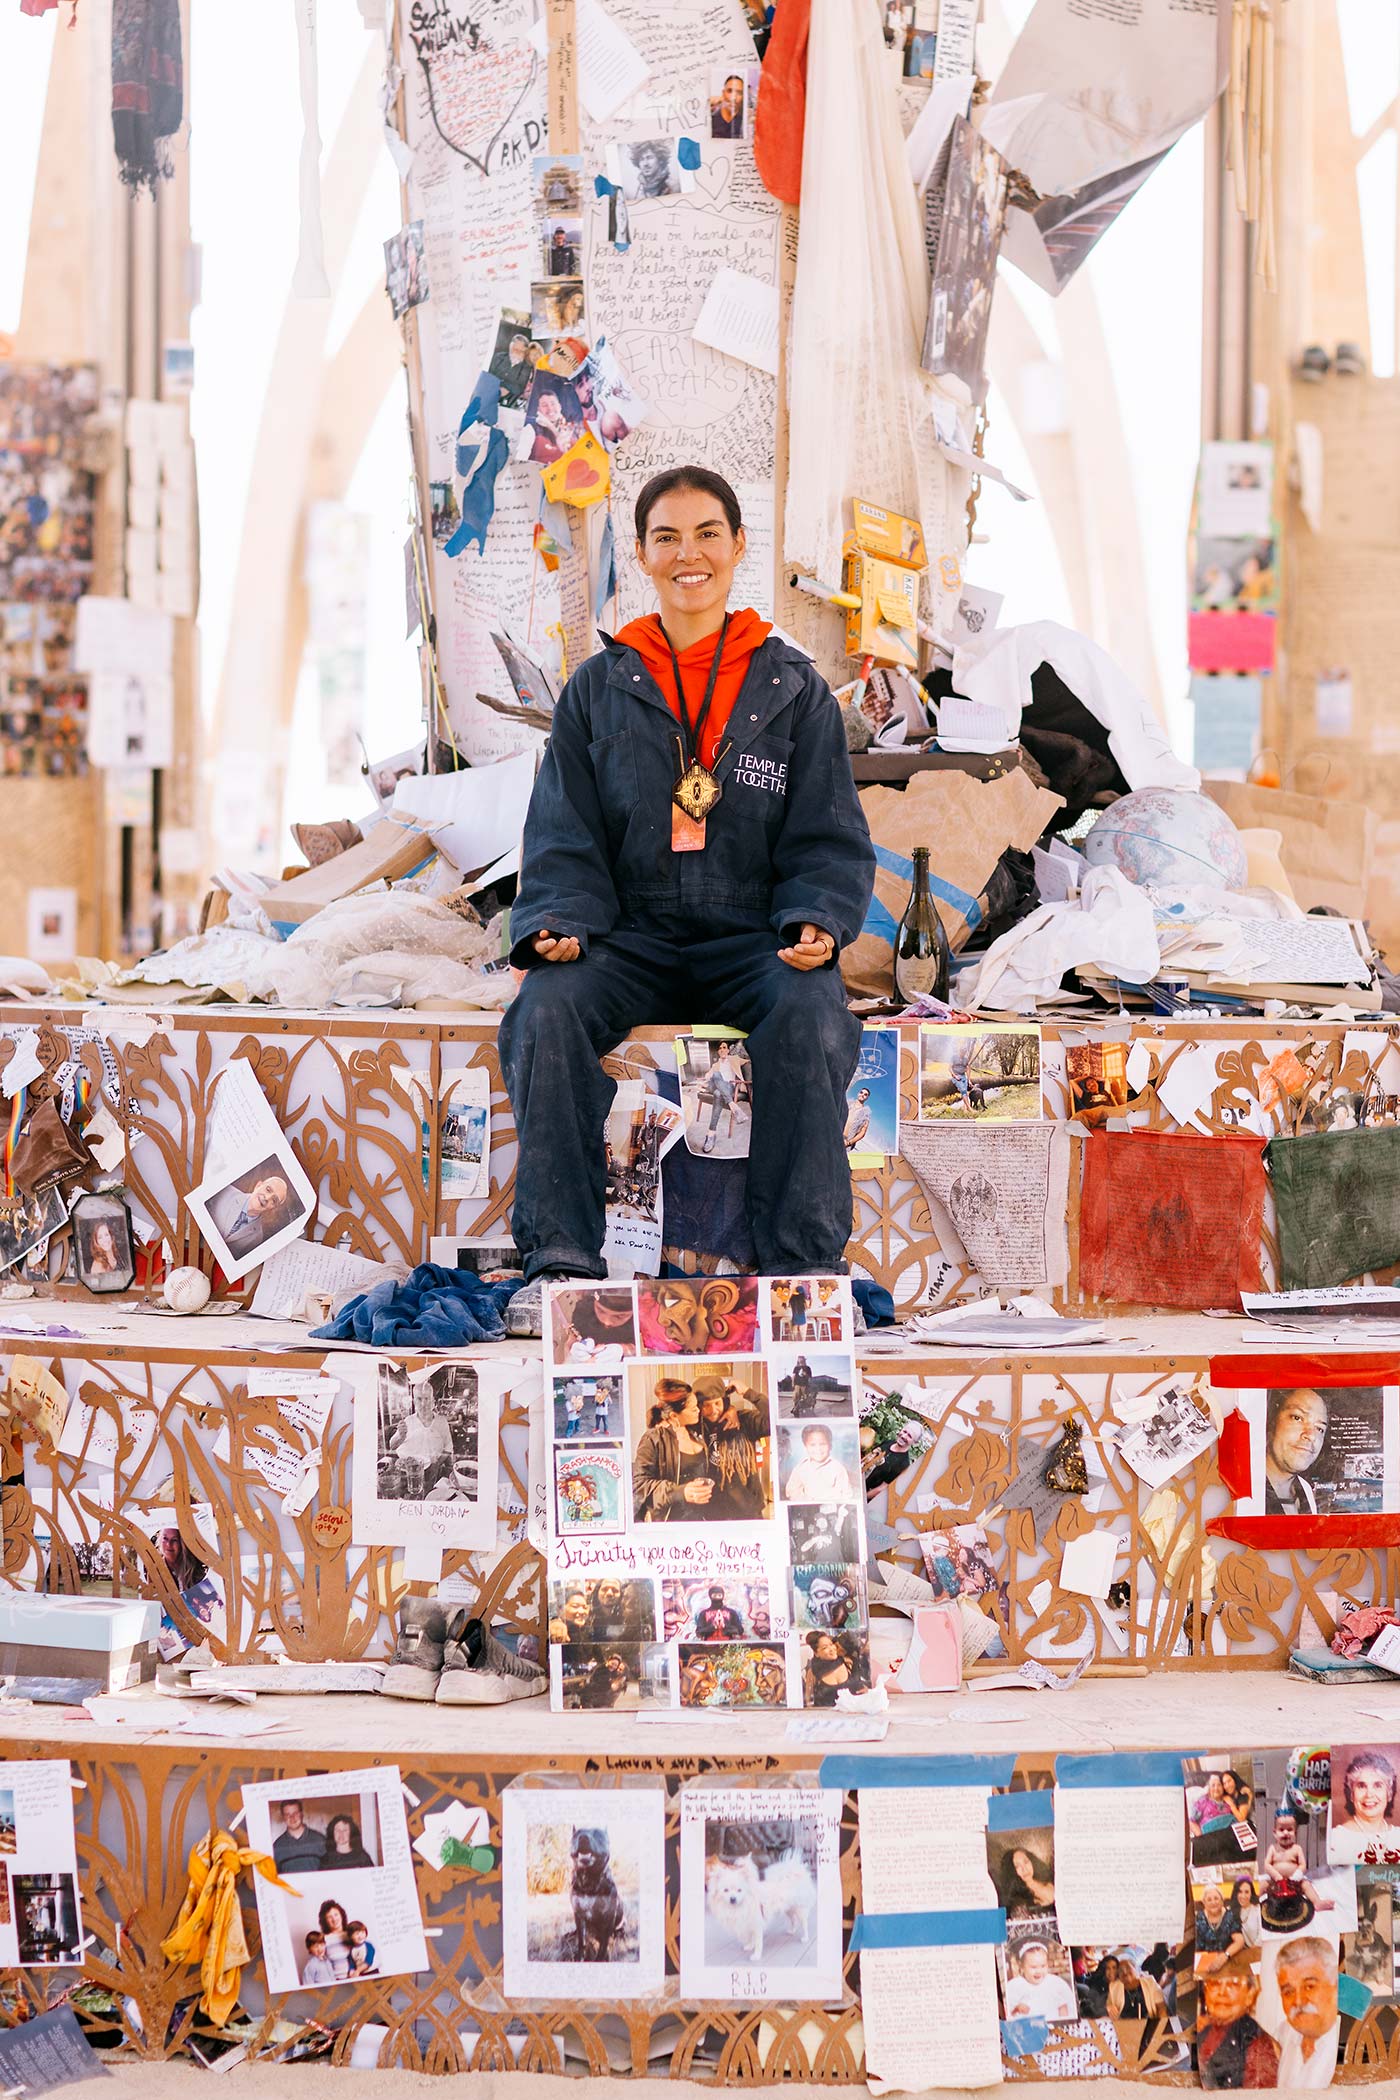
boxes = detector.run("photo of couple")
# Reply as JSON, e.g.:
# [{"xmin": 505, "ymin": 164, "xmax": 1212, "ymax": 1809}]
[{"xmin": 628, "ymin": 1360, "xmax": 772, "ymax": 1523}]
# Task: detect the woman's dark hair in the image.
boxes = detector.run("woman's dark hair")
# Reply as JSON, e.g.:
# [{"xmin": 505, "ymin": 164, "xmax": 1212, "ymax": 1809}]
[
  {"xmin": 635, "ymin": 466, "xmax": 742, "ymax": 542},
  {"xmin": 319, "ymin": 1900, "xmax": 348, "ymax": 1933},
  {"xmin": 328, "ymin": 1813, "xmax": 362, "ymax": 1852}
]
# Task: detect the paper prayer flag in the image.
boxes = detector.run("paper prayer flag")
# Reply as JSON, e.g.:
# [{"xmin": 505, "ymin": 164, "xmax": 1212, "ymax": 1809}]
[
  {"xmin": 1078, "ymin": 1131, "xmax": 1266, "ymax": 1310},
  {"xmin": 1267, "ymin": 1126, "xmax": 1400, "ymax": 1290}
]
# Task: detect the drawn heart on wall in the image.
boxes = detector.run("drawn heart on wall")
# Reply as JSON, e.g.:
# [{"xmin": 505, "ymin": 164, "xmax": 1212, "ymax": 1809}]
[{"xmin": 412, "ymin": 23, "xmax": 538, "ymax": 179}]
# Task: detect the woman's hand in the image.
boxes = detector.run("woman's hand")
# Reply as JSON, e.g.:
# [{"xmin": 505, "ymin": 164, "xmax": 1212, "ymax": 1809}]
[
  {"xmin": 533, "ymin": 928, "xmax": 581, "ymax": 963},
  {"xmin": 778, "ymin": 923, "xmax": 834, "ymax": 971},
  {"xmin": 682, "ymin": 1478, "xmax": 714, "ymax": 1504}
]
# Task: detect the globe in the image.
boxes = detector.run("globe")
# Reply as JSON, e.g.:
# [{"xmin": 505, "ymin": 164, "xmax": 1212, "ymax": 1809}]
[{"xmin": 1082, "ymin": 787, "xmax": 1248, "ymax": 890}]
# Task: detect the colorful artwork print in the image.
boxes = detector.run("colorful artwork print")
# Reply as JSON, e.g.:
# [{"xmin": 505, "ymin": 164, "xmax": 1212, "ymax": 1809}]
[
  {"xmin": 637, "ymin": 1275, "xmax": 759, "ymax": 1356},
  {"xmin": 677, "ymin": 1640, "xmax": 789, "ymax": 1708},
  {"xmin": 553, "ymin": 1445, "xmax": 625, "ymax": 1534}
]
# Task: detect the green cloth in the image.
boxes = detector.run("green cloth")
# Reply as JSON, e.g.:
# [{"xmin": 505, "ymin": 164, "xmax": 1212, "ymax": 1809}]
[{"xmin": 1266, "ymin": 1126, "xmax": 1400, "ymax": 1289}]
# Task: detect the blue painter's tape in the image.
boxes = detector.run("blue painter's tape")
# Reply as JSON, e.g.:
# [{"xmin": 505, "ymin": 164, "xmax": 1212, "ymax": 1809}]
[
  {"xmin": 594, "ymin": 173, "xmax": 618, "ymax": 197},
  {"xmin": 870, "ymin": 841, "xmax": 982, "ymax": 929},
  {"xmin": 819, "ymin": 1754, "xmax": 1017, "ymax": 1791},
  {"xmin": 1056, "ymin": 1752, "xmax": 1201, "ymax": 1790},
  {"xmin": 849, "ymin": 1907, "xmax": 1007, "ymax": 1952},
  {"xmin": 1338, "ymin": 1972, "xmax": 1373, "ymax": 2020},
  {"xmin": 861, "ymin": 896, "xmax": 900, "ymax": 945},
  {"xmin": 677, "ymin": 136, "xmax": 702, "ymax": 170},
  {"xmin": 987, "ymin": 1789, "xmax": 1055, "ymax": 1830},
  {"xmin": 1002, "ymin": 2017, "xmax": 1050, "ymax": 2058}
]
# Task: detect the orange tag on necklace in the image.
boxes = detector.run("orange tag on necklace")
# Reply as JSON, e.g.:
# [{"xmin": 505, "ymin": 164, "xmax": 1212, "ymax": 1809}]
[{"xmin": 671, "ymin": 805, "xmax": 707, "ymax": 852}]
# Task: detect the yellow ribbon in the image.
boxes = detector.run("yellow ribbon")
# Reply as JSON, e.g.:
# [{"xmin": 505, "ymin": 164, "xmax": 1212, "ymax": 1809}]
[{"xmin": 161, "ymin": 1828, "xmax": 300, "ymax": 2027}]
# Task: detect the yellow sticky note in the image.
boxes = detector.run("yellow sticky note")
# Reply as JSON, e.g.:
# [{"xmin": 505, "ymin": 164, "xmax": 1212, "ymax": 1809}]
[
  {"xmin": 541, "ymin": 429, "xmax": 611, "ymax": 508},
  {"xmin": 848, "ymin": 1149, "xmax": 885, "ymax": 1169}
]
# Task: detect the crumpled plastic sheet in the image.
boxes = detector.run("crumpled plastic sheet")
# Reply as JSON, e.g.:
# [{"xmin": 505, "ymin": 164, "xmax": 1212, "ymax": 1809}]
[{"xmin": 102, "ymin": 892, "xmax": 508, "ymax": 1011}]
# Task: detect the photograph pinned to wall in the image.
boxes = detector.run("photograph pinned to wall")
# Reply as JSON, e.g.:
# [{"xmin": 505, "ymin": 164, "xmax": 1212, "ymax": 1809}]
[
  {"xmin": 791, "ymin": 1562, "xmax": 867, "ymax": 1634},
  {"xmin": 521, "ymin": 367, "xmax": 586, "ymax": 466},
  {"xmin": 1184, "ymin": 1753, "xmax": 1260, "ymax": 1875},
  {"xmin": 555, "ymin": 1444, "xmax": 626, "ymax": 1534},
  {"xmin": 708, "ymin": 63, "xmax": 756, "ymax": 138},
  {"xmin": 602, "ymin": 1081, "xmax": 685, "ymax": 1279},
  {"xmin": 773, "ymin": 1349, "xmax": 856, "ymax": 1421},
  {"xmin": 787, "ymin": 1501, "xmax": 859, "ymax": 1567},
  {"xmin": 1344, "ymin": 1877, "xmax": 1393, "ymax": 1998},
  {"xmin": 1198, "ymin": 442, "xmax": 1274, "ymax": 541},
  {"xmin": 68, "ymin": 1191, "xmax": 134, "ymax": 1295},
  {"xmin": 1233, "ymin": 1385, "xmax": 1399, "ymax": 1518},
  {"xmin": 548, "ymin": 1575, "xmax": 657, "ymax": 1647},
  {"xmin": 739, "ymin": 0, "xmax": 770, "ymax": 57},
  {"xmin": 922, "ymin": 116, "xmax": 1008, "ymax": 400},
  {"xmin": 241, "ymin": 1767, "xmax": 428, "ymax": 1995},
  {"xmin": 801, "ymin": 1628, "xmax": 871, "ymax": 1707},
  {"xmin": 533, "ymin": 151, "xmax": 583, "ymax": 278},
  {"xmin": 999, "ymin": 1918, "xmax": 1078, "ymax": 2021},
  {"xmin": 919, "ymin": 1023, "xmax": 1043, "ymax": 1123},
  {"xmin": 1114, "ymin": 1381, "xmax": 1217, "ymax": 1491},
  {"xmin": 0, "ymin": 1184, "xmax": 67, "ymax": 1279},
  {"xmin": 530, "ymin": 278, "xmax": 587, "ymax": 349},
  {"xmin": 680, "ymin": 1786, "xmax": 843, "ymax": 2001},
  {"xmin": 768, "ymin": 1275, "xmax": 849, "ymax": 1345},
  {"xmin": 850, "ymin": 665, "xmax": 929, "ymax": 748},
  {"xmin": 575, "ymin": 337, "xmax": 650, "ymax": 451},
  {"xmin": 845, "ymin": 1025, "xmax": 900, "ymax": 1159},
  {"xmin": 1328, "ymin": 1744, "xmax": 1400, "ymax": 1868},
  {"xmin": 629, "ymin": 1358, "xmax": 772, "ymax": 1524},
  {"xmin": 1257, "ymin": 1926, "xmax": 1343, "ymax": 2088},
  {"xmin": 675, "ymin": 1035, "xmax": 752, "ymax": 1159},
  {"xmin": 552, "ymin": 1371, "xmax": 624, "ymax": 1441},
  {"xmin": 987, "ymin": 1802, "xmax": 1058, "ymax": 1923},
  {"xmin": 502, "ymin": 1785, "xmax": 666, "ymax": 1998},
  {"xmin": 383, "ymin": 221, "xmax": 429, "ymax": 319},
  {"xmin": 1065, "ymin": 1038, "xmax": 1138, "ymax": 1129},
  {"xmin": 439, "ymin": 1065, "xmax": 490, "ymax": 1200},
  {"xmin": 0, "ymin": 1761, "xmax": 83, "ymax": 1968},
  {"xmin": 25, "ymin": 887, "xmax": 77, "ymax": 964},
  {"xmin": 185, "ymin": 1058, "xmax": 317, "ymax": 1281},
  {"xmin": 486, "ymin": 307, "xmax": 538, "ymax": 411},
  {"xmin": 604, "ymin": 136, "xmax": 698, "ymax": 201},
  {"xmin": 777, "ymin": 1421, "xmax": 860, "ymax": 1505},
  {"xmin": 678, "ymin": 1640, "xmax": 791, "ymax": 1709},
  {"xmin": 549, "ymin": 1281, "xmax": 637, "ymax": 1363},
  {"xmin": 661, "ymin": 1574, "xmax": 773, "ymax": 1643},
  {"xmin": 636, "ymin": 1275, "xmax": 760, "ymax": 1357},
  {"xmin": 351, "ymin": 1357, "xmax": 505, "ymax": 1549},
  {"xmin": 0, "ymin": 364, "xmax": 98, "ymax": 602},
  {"xmin": 1191, "ymin": 536, "xmax": 1279, "ymax": 615},
  {"xmin": 551, "ymin": 1640, "xmax": 671, "ymax": 1712}
]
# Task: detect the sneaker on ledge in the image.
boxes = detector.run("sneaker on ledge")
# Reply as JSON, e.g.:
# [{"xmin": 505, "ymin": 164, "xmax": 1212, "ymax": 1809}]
[
  {"xmin": 504, "ymin": 1273, "xmax": 600, "ymax": 1340},
  {"xmin": 437, "ymin": 1610, "xmax": 547, "ymax": 1705},
  {"xmin": 379, "ymin": 1599, "xmax": 448, "ymax": 1701}
]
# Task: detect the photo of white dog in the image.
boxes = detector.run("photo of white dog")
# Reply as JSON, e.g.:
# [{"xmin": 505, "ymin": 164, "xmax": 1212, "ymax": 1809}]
[
  {"xmin": 680, "ymin": 1787, "xmax": 845, "ymax": 2003},
  {"xmin": 705, "ymin": 1851, "xmax": 816, "ymax": 1964}
]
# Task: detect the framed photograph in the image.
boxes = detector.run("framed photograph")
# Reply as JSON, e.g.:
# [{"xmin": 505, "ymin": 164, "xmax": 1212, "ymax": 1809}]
[
  {"xmin": 70, "ymin": 1190, "xmax": 135, "ymax": 1295},
  {"xmin": 1232, "ymin": 1384, "xmax": 1400, "ymax": 1517},
  {"xmin": 680, "ymin": 1786, "xmax": 844, "ymax": 2001},
  {"xmin": 241, "ymin": 1766, "xmax": 428, "ymax": 1994},
  {"xmin": 501, "ymin": 1784, "xmax": 666, "ymax": 1999},
  {"xmin": 350, "ymin": 1357, "xmax": 506, "ymax": 1550}
]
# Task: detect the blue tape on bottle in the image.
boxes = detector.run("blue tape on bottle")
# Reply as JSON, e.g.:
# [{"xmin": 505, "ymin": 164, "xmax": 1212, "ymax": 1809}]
[
  {"xmin": 987, "ymin": 1789, "xmax": 1055, "ymax": 1829},
  {"xmin": 819, "ymin": 1754, "xmax": 1017, "ymax": 1791},
  {"xmin": 849, "ymin": 1907, "xmax": 1007, "ymax": 1952},
  {"xmin": 1056, "ymin": 1752, "xmax": 1202, "ymax": 1790}
]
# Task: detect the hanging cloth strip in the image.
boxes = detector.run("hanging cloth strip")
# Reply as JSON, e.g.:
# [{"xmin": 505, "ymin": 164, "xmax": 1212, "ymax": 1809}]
[
  {"xmin": 161, "ymin": 1829, "xmax": 299, "ymax": 2026},
  {"xmin": 111, "ymin": 0, "xmax": 183, "ymax": 194}
]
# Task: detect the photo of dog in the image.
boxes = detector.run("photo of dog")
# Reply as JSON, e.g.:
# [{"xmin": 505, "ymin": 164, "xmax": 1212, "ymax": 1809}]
[
  {"xmin": 705, "ymin": 1850, "xmax": 817, "ymax": 1964},
  {"xmin": 504, "ymin": 1787, "xmax": 666, "ymax": 2000}
]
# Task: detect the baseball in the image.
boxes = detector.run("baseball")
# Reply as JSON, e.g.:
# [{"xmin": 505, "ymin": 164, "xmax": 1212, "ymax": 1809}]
[{"xmin": 163, "ymin": 1266, "xmax": 212, "ymax": 1314}]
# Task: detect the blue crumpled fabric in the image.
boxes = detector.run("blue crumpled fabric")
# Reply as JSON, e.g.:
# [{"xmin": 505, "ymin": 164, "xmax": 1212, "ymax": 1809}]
[
  {"xmin": 310, "ymin": 1264, "xmax": 522, "ymax": 1348},
  {"xmin": 852, "ymin": 1278, "xmax": 895, "ymax": 1327}
]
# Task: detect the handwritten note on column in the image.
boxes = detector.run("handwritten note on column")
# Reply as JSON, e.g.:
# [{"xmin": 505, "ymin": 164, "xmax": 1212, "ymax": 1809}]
[
  {"xmin": 692, "ymin": 266, "xmax": 780, "ymax": 377},
  {"xmin": 1054, "ymin": 1780, "xmax": 1186, "ymax": 1947}
]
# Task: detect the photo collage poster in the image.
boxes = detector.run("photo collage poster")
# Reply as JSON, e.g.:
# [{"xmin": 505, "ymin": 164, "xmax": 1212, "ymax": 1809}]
[{"xmin": 543, "ymin": 1275, "xmax": 871, "ymax": 1712}]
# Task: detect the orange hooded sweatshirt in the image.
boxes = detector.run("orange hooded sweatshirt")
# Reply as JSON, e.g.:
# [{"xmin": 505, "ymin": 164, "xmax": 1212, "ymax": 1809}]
[{"xmin": 614, "ymin": 609, "xmax": 773, "ymax": 773}]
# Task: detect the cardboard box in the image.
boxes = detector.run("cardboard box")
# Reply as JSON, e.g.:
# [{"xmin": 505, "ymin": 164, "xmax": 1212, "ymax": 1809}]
[
  {"xmin": 0, "ymin": 1595, "xmax": 163, "ymax": 1691},
  {"xmin": 261, "ymin": 815, "xmax": 438, "ymax": 931},
  {"xmin": 841, "ymin": 499, "xmax": 928, "ymax": 669}
]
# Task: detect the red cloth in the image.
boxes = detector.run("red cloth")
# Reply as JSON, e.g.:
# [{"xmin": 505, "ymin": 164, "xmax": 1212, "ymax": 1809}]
[
  {"xmin": 1216, "ymin": 1407, "xmax": 1252, "ymax": 1498},
  {"xmin": 1078, "ymin": 1131, "xmax": 1267, "ymax": 1311},
  {"xmin": 753, "ymin": 0, "xmax": 810, "ymax": 206},
  {"xmin": 614, "ymin": 608, "xmax": 772, "ymax": 773}
]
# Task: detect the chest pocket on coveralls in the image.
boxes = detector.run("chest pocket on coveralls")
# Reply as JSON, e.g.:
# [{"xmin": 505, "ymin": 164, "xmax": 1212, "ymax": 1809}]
[{"xmin": 727, "ymin": 733, "xmax": 792, "ymax": 826}]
